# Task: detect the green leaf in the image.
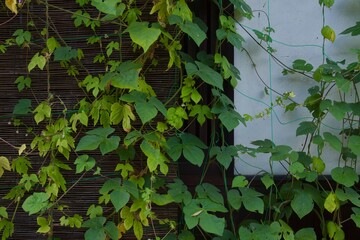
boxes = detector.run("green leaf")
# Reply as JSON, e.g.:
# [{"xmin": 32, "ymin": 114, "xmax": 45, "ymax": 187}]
[
  {"xmin": 270, "ymin": 145, "xmax": 293, "ymax": 161},
  {"xmin": 0, "ymin": 156, "xmax": 11, "ymax": 177},
  {"xmin": 28, "ymin": 53, "xmax": 46, "ymax": 72},
  {"xmin": 133, "ymin": 220, "xmax": 143, "ymax": 240},
  {"xmin": 319, "ymin": 0, "xmax": 334, "ymax": 8},
  {"xmin": 99, "ymin": 136, "xmax": 120, "ymax": 155},
  {"xmin": 335, "ymin": 74, "xmax": 351, "ymax": 93},
  {"xmin": 125, "ymin": 22, "xmax": 161, "ymax": 52},
  {"xmin": 101, "ymin": 61, "xmax": 140, "ymax": 89},
  {"xmin": 76, "ymin": 127, "xmax": 120, "ymax": 155},
  {"xmin": 229, "ymin": 0, "xmax": 252, "ymax": 19},
  {"xmin": 166, "ymin": 134, "xmax": 207, "ymax": 166},
  {"xmin": 166, "ymin": 137, "xmax": 182, "ymax": 161},
  {"xmin": 183, "ymin": 144, "xmax": 204, "ymax": 166},
  {"xmin": 341, "ymin": 22, "xmax": 360, "ymax": 36},
  {"xmin": 33, "ymin": 101, "xmax": 51, "ymax": 124},
  {"xmin": 0, "ymin": 207, "xmax": 8, "ymax": 219},
  {"xmin": 168, "ymin": 179, "xmax": 192, "ymax": 204},
  {"xmin": 351, "ymin": 208, "xmax": 360, "ymax": 228},
  {"xmin": 219, "ymin": 109, "xmax": 245, "ymax": 131},
  {"xmin": 348, "ymin": 135, "xmax": 360, "ymax": 156},
  {"xmin": 327, "ymin": 225, "xmax": 338, "ymax": 240},
  {"xmin": 178, "ymin": 231, "xmax": 195, "ymax": 240},
  {"xmin": 104, "ymin": 221, "xmax": 118, "ymax": 240},
  {"xmin": 84, "ymin": 227, "xmax": 106, "ymax": 240},
  {"xmin": 180, "ymin": 21, "xmax": 207, "ymax": 46},
  {"xmin": 196, "ymin": 183, "xmax": 224, "ymax": 204},
  {"xmin": 227, "ymin": 32, "xmax": 244, "ymax": 50},
  {"xmin": 291, "ymin": 191, "xmax": 314, "ymax": 219},
  {"xmin": 210, "ymin": 146, "xmax": 238, "ymax": 169},
  {"xmin": 91, "ymin": 0, "xmax": 120, "ymax": 15},
  {"xmin": 183, "ymin": 200, "xmax": 202, "ymax": 229},
  {"xmin": 336, "ymin": 187, "xmax": 360, "ymax": 207},
  {"xmin": 124, "ymin": 130, "xmax": 142, "ymax": 146},
  {"xmin": 199, "ymin": 213, "xmax": 225, "ymax": 236},
  {"xmin": 323, "ymin": 132, "xmax": 342, "ymax": 152},
  {"xmin": 76, "ymin": 135, "xmax": 103, "ymax": 151},
  {"xmin": 13, "ymin": 99, "xmax": 32, "ymax": 115},
  {"xmin": 14, "ymin": 76, "xmax": 31, "ymax": 92},
  {"xmin": 294, "ymin": 228, "xmax": 316, "ymax": 240},
  {"xmin": 60, "ymin": 214, "xmax": 83, "ymax": 228},
  {"xmin": 13, "ymin": 29, "xmax": 31, "ymax": 45},
  {"xmin": 87, "ymin": 205, "xmax": 103, "ymax": 219},
  {"xmin": 190, "ymin": 104, "xmax": 212, "ymax": 125},
  {"xmin": 74, "ymin": 155, "xmax": 96, "ymax": 173},
  {"xmin": 331, "ymin": 167, "xmax": 359, "ymax": 187},
  {"xmin": 37, "ymin": 216, "xmax": 50, "ymax": 233},
  {"xmin": 131, "ymin": 95, "xmax": 166, "ymax": 124},
  {"xmin": 110, "ymin": 188, "xmax": 130, "ymax": 212},
  {"xmin": 136, "ymin": 102, "xmax": 157, "ymax": 124},
  {"xmin": 152, "ymin": 193, "xmax": 173, "ymax": 206},
  {"xmin": 166, "ymin": 106, "xmax": 188, "ymax": 129},
  {"xmin": 327, "ymin": 221, "xmax": 344, "ymax": 240},
  {"xmin": 99, "ymin": 178, "xmax": 121, "ymax": 194},
  {"xmin": 54, "ymin": 46, "xmax": 78, "ymax": 61},
  {"xmin": 292, "ymin": 59, "xmax": 313, "ymax": 72},
  {"xmin": 101, "ymin": 3, "xmax": 126, "ymax": 21},
  {"xmin": 22, "ymin": 192, "xmax": 49, "ymax": 215},
  {"xmin": 172, "ymin": 0, "xmax": 192, "ymax": 21},
  {"xmin": 186, "ymin": 61, "xmax": 223, "ymax": 90},
  {"xmin": 253, "ymin": 29, "xmax": 272, "ymax": 42},
  {"xmin": 260, "ymin": 174, "xmax": 274, "ymax": 189},
  {"xmin": 140, "ymin": 140, "xmax": 168, "ymax": 174},
  {"xmin": 0, "ymin": 220, "xmax": 14, "ymax": 239},
  {"xmin": 83, "ymin": 217, "xmax": 107, "ymax": 240},
  {"xmin": 329, "ymin": 101, "xmax": 351, "ymax": 120},
  {"xmin": 227, "ymin": 189, "xmax": 241, "ymax": 210},
  {"xmin": 46, "ymin": 37, "xmax": 60, "ymax": 53},
  {"xmin": 296, "ymin": 121, "xmax": 316, "ymax": 136},
  {"xmin": 321, "ymin": 25, "xmax": 336, "ymax": 42},
  {"xmin": 232, "ymin": 175, "xmax": 248, "ymax": 188},
  {"xmin": 239, "ymin": 187, "xmax": 264, "ymax": 214}
]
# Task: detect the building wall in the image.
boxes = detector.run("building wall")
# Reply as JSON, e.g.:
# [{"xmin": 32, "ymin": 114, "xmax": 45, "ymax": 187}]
[{"xmin": 234, "ymin": 0, "xmax": 360, "ymax": 175}]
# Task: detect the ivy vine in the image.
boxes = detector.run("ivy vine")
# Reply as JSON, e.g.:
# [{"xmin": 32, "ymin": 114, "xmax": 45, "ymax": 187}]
[{"xmin": 0, "ymin": 0, "xmax": 360, "ymax": 239}]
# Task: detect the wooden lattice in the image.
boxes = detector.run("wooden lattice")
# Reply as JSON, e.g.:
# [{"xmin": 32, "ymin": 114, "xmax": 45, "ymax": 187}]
[{"xmin": 0, "ymin": 1, "xmax": 178, "ymax": 239}]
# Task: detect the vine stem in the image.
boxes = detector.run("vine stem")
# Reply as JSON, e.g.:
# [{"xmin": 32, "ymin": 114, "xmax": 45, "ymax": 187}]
[
  {"xmin": 49, "ymin": 171, "xmax": 87, "ymax": 208},
  {"xmin": 149, "ymin": 176, "xmax": 158, "ymax": 239},
  {"xmin": 10, "ymin": 198, "xmax": 21, "ymax": 223},
  {"xmin": 0, "ymin": 137, "xmax": 20, "ymax": 150},
  {"xmin": 45, "ymin": 0, "xmax": 51, "ymax": 97},
  {"xmin": 0, "ymin": 14, "xmax": 17, "ymax": 26},
  {"xmin": 222, "ymin": 167, "xmax": 236, "ymax": 235}
]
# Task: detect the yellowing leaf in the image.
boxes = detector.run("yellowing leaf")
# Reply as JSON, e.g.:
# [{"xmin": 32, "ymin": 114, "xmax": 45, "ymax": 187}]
[
  {"xmin": 18, "ymin": 144, "xmax": 26, "ymax": 156},
  {"xmin": 324, "ymin": 192, "xmax": 339, "ymax": 213},
  {"xmin": 312, "ymin": 156, "xmax": 325, "ymax": 174},
  {"xmin": 321, "ymin": 25, "xmax": 336, "ymax": 43},
  {"xmin": 6, "ymin": 0, "xmax": 18, "ymax": 14},
  {"xmin": 117, "ymin": 223, "xmax": 126, "ymax": 238},
  {"xmin": 0, "ymin": 156, "xmax": 11, "ymax": 177}
]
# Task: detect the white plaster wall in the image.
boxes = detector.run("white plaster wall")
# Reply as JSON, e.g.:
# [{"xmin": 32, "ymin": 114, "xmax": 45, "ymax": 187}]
[{"xmin": 234, "ymin": 0, "xmax": 360, "ymax": 175}]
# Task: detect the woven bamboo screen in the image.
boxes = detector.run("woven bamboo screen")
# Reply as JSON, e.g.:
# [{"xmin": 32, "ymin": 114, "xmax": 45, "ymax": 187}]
[{"xmin": 0, "ymin": 1, "xmax": 178, "ymax": 239}]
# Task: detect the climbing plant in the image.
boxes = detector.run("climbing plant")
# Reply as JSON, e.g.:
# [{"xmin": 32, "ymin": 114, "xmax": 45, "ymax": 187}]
[{"xmin": 0, "ymin": 0, "xmax": 360, "ymax": 239}]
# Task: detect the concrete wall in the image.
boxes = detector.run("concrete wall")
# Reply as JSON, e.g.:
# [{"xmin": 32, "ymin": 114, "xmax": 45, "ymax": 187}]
[{"xmin": 234, "ymin": 0, "xmax": 360, "ymax": 175}]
